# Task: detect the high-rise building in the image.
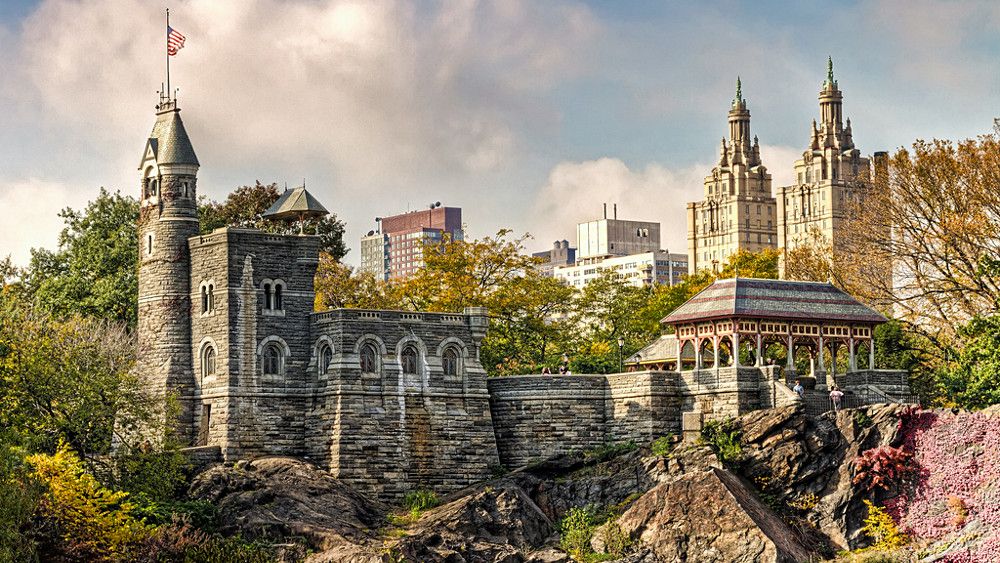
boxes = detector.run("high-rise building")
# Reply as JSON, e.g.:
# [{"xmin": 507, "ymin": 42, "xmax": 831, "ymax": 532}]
[
  {"xmin": 776, "ymin": 58, "xmax": 872, "ymax": 275},
  {"xmin": 576, "ymin": 204, "xmax": 660, "ymax": 260},
  {"xmin": 686, "ymin": 79, "xmax": 778, "ymax": 274},
  {"xmin": 360, "ymin": 205, "xmax": 463, "ymax": 280}
]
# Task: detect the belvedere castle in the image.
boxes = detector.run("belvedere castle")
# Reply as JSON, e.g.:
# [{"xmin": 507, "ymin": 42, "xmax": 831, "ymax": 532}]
[{"xmin": 136, "ymin": 93, "xmax": 911, "ymax": 502}]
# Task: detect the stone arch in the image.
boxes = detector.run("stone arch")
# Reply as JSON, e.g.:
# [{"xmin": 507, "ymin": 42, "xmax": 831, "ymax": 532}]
[
  {"xmin": 257, "ymin": 335, "xmax": 290, "ymax": 379},
  {"xmin": 197, "ymin": 336, "xmax": 220, "ymax": 389},
  {"xmin": 313, "ymin": 335, "xmax": 335, "ymax": 377}
]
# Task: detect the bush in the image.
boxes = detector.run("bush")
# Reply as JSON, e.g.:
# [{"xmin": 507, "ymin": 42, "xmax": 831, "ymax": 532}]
[
  {"xmin": 559, "ymin": 506, "xmax": 599, "ymax": 559},
  {"xmin": 853, "ymin": 446, "xmax": 915, "ymax": 492},
  {"xmin": 114, "ymin": 445, "xmax": 191, "ymax": 503},
  {"xmin": 599, "ymin": 521, "xmax": 632, "ymax": 557},
  {"xmin": 650, "ymin": 435, "xmax": 674, "ymax": 457},
  {"xmin": 402, "ymin": 489, "xmax": 439, "ymax": 515},
  {"xmin": 700, "ymin": 419, "xmax": 745, "ymax": 467},
  {"xmin": 0, "ymin": 433, "xmax": 41, "ymax": 563},
  {"xmin": 862, "ymin": 500, "xmax": 906, "ymax": 550},
  {"xmin": 135, "ymin": 521, "xmax": 276, "ymax": 563},
  {"xmin": 27, "ymin": 442, "xmax": 152, "ymax": 561},
  {"xmin": 584, "ymin": 441, "xmax": 637, "ymax": 463}
]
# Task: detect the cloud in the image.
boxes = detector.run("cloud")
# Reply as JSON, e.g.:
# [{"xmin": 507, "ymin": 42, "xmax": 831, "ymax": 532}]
[
  {"xmin": 528, "ymin": 157, "xmax": 705, "ymax": 254},
  {"xmin": 528, "ymin": 144, "xmax": 802, "ymax": 255},
  {"xmin": 0, "ymin": 178, "xmax": 92, "ymax": 265}
]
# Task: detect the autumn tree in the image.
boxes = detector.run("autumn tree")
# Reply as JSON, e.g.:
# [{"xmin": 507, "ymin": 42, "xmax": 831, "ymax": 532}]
[
  {"xmin": 845, "ymin": 136, "xmax": 1000, "ymax": 350},
  {"xmin": 314, "ymin": 255, "xmax": 404, "ymax": 310}
]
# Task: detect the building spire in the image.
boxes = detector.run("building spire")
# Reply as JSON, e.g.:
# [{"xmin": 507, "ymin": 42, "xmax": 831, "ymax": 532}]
[
  {"xmin": 827, "ymin": 56, "xmax": 833, "ymax": 83},
  {"xmin": 735, "ymin": 76, "xmax": 742, "ymax": 104}
]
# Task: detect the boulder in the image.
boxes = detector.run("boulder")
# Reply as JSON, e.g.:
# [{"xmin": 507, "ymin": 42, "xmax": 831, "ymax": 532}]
[
  {"xmin": 616, "ymin": 467, "xmax": 818, "ymax": 563},
  {"xmin": 188, "ymin": 457, "xmax": 386, "ymax": 554},
  {"xmin": 394, "ymin": 481, "xmax": 554, "ymax": 562}
]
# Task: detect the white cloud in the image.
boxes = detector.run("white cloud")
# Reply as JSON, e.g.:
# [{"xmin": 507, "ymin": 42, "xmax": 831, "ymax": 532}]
[
  {"xmin": 0, "ymin": 178, "xmax": 92, "ymax": 265},
  {"xmin": 528, "ymin": 144, "xmax": 802, "ymax": 255}
]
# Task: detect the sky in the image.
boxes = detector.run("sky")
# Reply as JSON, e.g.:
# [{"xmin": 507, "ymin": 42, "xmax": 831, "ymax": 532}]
[{"xmin": 1, "ymin": 0, "xmax": 999, "ymax": 267}]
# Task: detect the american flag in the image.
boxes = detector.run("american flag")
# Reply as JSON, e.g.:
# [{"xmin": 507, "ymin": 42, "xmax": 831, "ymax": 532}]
[{"xmin": 167, "ymin": 26, "xmax": 186, "ymax": 56}]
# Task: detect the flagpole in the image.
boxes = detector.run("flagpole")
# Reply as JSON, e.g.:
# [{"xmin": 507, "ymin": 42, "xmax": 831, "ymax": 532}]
[{"xmin": 165, "ymin": 8, "xmax": 170, "ymax": 103}]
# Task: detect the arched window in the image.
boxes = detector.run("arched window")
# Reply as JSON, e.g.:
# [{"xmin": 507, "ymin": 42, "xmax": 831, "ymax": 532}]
[
  {"xmin": 207, "ymin": 284, "xmax": 215, "ymax": 312},
  {"xmin": 442, "ymin": 347, "xmax": 460, "ymax": 376},
  {"xmin": 319, "ymin": 344, "xmax": 333, "ymax": 375},
  {"xmin": 262, "ymin": 343, "xmax": 282, "ymax": 376},
  {"xmin": 360, "ymin": 343, "xmax": 378, "ymax": 373},
  {"xmin": 274, "ymin": 284, "xmax": 283, "ymax": 310},
  {"xmin": 401, "ymin": 345, "xmax": 419, "ymax": 375},
  {"xmin": 202, "ymin": 345, "xmax": 217, "ymax": 378},
  {"xmin": 201, "ymin": 286, "xmax": 209, "ymax": 313},
  {"xmin": 263, "ymin": 283, "xmax": 272, "ymax": 310}
]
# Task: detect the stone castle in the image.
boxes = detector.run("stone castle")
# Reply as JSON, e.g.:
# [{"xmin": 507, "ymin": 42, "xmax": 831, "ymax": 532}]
[{"xmin": 136, "ymin": 94, "xmax": 910, "ymax": 502}]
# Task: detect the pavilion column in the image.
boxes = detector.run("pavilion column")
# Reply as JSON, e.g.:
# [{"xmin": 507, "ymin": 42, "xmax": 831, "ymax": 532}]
[
  {"xmin": 786, "ymin": 333, "xmax": 795, "ymax": 372},
  {"xmin": 733, "ymin": 332, "xmax": 741, "ymax": 368},
  {"xmin": 830, "ymin": 343, "xmax": 837, "ymax": 377},
  {"xmin": 869, "ymin": 338, "xmax": 875, "ymax": 370},
  {"xmin": 817, "ymin": 334, "xmax": 827, "ymax": 389},
  {"xmin": 849, "ymin": 337, "xmax": 856, "ymax": 372},
  {"xmin": 755, "ymin": 333, "xmax": 762, "ymax": 367},
  {"xmin": 695, "ymin": 339, "xmax": 702, "ymax": 369},
  {"xmin": 675, "ymin": 335, "xmax": 682, "ymax": 373},
  {"xmin": 713, "ymin": 335, "xmax": 720, "ymax": 369}
]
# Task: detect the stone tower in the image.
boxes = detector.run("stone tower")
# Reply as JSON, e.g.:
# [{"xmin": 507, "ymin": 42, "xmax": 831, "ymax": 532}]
[
  {"xmin": 136, "ymin": 97, "xmax": 201, "ymax": 444},
  {"xmin": 687, "ymin": 78, "xmax": 778, "ymax": 274},
  {"xmin": 776, "ymin": 58, "xmax": 871, "ymax": 276}
]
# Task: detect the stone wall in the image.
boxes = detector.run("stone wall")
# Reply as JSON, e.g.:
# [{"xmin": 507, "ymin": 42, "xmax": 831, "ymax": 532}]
[
  {"xmin": 674, "ymin": 367, "xmax": 766, "ymax": 422},
  {"xmin": 189, "ymin": 228, "xmax": 320, "ymax": 461},
  {"xmin": 487, "ymin": 372, "xmax": 678, "ymax": 468},
  {"xmin": 306, "ymin": 307, "xmax": 499, "ymax": 502}
]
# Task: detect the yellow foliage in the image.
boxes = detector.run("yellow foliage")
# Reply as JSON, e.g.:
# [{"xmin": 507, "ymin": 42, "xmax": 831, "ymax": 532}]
[
  {"xmin": 28, "ymin": 442, "xmax": 151, "ymax": 561},
  {"xmin": 862, "ymin": 500, "xmax": 906, "ymax": 550}
]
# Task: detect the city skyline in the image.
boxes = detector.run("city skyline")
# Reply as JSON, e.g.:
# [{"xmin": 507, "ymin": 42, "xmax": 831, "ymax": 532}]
[{"xmin": 2, "ymin": 1, "xmax": 999, "ymax": 267}]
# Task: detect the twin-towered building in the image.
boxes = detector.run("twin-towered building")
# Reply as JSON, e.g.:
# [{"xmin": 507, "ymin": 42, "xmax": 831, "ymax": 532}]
[{"xmin": 686, "ymin": 59, "xmax": 885, "ymax": 275}]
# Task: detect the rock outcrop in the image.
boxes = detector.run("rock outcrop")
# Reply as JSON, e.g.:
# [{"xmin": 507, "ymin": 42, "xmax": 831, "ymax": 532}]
[
  {"xmin": 188, "ymin": 457, "xmax": 386, "ymax": 558},
  {"xmin": 185, "ymin": 404, "xmax": 921, "ymax": 562},
  {"xmin": 617, "ymin": 467, "xmax": 815, "ymax": 562}
]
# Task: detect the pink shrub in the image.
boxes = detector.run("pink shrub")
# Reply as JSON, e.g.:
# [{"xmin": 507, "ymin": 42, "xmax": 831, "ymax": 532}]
[
  {"xmin": 853, "ymin": 445, "xmax": 914, "ymax": 492},
  {"xmin": 884, "ymin": 409, "xmax": 1000, "ymax": 561}
]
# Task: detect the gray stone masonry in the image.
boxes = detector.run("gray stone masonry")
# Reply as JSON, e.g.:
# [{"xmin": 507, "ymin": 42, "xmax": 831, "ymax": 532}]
[{"xmin": 487, "ymin": 372, "xmax": 678, "ymax": 468}]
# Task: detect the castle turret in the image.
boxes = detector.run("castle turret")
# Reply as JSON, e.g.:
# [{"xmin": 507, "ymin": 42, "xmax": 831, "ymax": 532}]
[{"xmin": 136, "ymin": 97, "xmax": 201, "ymax": 444}]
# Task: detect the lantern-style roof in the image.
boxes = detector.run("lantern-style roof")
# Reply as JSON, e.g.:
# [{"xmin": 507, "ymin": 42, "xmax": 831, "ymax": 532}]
[{"xmin": 263, "ymin": 186, "xmax": 329, "ymax": 222}]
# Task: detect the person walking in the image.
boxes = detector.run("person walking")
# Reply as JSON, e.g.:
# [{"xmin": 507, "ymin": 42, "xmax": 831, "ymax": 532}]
[{"xmin": 830, "ymin": 386, "xmax": 844, "ymax": 411}]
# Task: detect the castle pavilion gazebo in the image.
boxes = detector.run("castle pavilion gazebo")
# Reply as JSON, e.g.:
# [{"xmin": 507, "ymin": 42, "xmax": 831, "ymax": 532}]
[{"xmin": 661, "ymin": 278, "xmax": 886, "ymax": 387}]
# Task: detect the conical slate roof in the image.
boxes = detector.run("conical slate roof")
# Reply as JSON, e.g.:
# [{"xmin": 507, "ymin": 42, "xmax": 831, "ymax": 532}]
[
  {"xmin": 145, "ymin": 105, "xmax": 199, "ymax": 167},
  {"xmin": 263, "ymin": 186, "xmax": 329, "ymax": 221},
  {"xmin": 662, "ymin": 278, "xmax": 886, "ymax": 325}
]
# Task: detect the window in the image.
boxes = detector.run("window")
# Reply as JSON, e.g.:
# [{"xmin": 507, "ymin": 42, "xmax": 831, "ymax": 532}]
[
  {"xmin": 401, "ymin": 345, "xmax": 418, "ymax": 375},
  {"xmin": 201, "ymin": 286, "xmax": 209, "ymax": 313},
  {"xmin": 443, "ymin": 348, "xmax": 460, "ymax": 376},
  {"xmin": 208, "ymin": 285, "xmax": 215, "ymax": 311},
  {"xmin": 274, "ymin": 284, "xmax": 283, "ymax": 310},
  {"xmin": 262, "ymin": 343, "xmax": 282, "ymax": 376},
  {"xmin": 263, "ymin": 283, "xmax": 272, "ymax": 310},
  {"xmin": 146, "ymin": 233, "xmax": 154, "ymax": 256},
  {"xmin": 360, "ymin": 343, "xmax": 378, "ymax": 373},
  {"xmin": 319, "ymin": 344, "xmax": 333, "ymax": 375},
  {"xmin": 202, "ymin": 345, "xmax": 216, "ymax": 378}
]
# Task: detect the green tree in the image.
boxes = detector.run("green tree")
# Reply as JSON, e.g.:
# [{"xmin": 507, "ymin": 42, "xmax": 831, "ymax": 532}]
[
  {"xmin": 938, "ymin": 316, "xmax": 1000, "ymax": 409},
  {"xmin": 24, "ymin": 189, "xmax": 140, "ymax": 328},
  {"xmin": 0, "ymin": 296, "xmax": 147, "ymax": 457},
  {"xmin": 199, "ymin": 181, "xmax": 348, "ymax": 260},
  {"xmin": 0, "ymin": 430, "xmax": 40, "ymax": 563}
]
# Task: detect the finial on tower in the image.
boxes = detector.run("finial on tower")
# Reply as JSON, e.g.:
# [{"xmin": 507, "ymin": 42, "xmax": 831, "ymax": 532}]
[
  {"xmin": 827, "ymin": 56, "xmax": 834, "ymax": 83},
  {"xmin": 735, "ymin": 76, "xmax": 742, "ymax": 103}
]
